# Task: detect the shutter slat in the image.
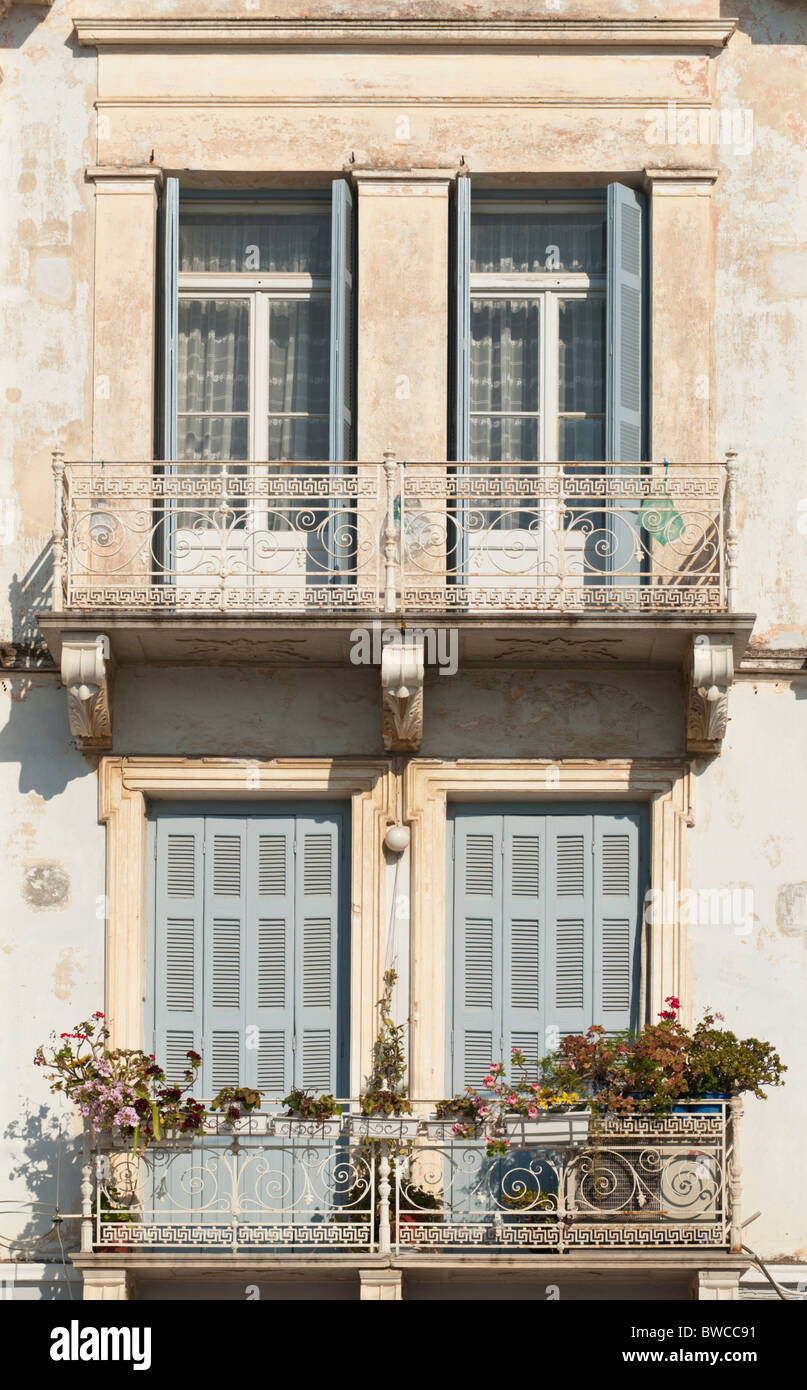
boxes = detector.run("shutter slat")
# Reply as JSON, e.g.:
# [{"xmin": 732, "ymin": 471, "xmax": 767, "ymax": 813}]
[
  {"xmin": 257, "ymin": 920, "xmax": 286, "ymax": 1009},
  {"xmin": 465, "ymin": 834, "xmax": 495, "ymax": 895},
  {"xmin": 593, "ymin": 813, "xmax": 643, "ymax": 1032},
  {"xmin": 464, "ymin": 919, "xmax": 494, "ymax": 1008},
  {"xmin": 154, "ymin": 819, "xmax": 203, "ymax": 1085},
  {"xmin": 606, "ymin": 182, "xmax": 646, "ymax": 587},
  {"xmin": 510, "ymin": 920, "xmax": 540, "ymax": 1009},
  {"xmin": 293, "ymin": 815, "xmax": 345, "ymax": 1094}
]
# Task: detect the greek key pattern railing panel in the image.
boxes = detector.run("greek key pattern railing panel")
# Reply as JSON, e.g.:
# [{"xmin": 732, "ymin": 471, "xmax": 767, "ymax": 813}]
[
  {"xmin": 51, "ymin": 458, "xmax": 734, "ymax": 616},
  {"xmin": 84, "ymin": 1102, "xmax": 734, "ymax": 1255}
]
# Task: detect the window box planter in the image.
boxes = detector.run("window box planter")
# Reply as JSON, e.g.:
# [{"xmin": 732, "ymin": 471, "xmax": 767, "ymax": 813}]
[
  {"xmin": 272, "ymin": 1115, "xmax": 343, "ymax": 1140},
  {"xmin": 673, "ymin": 1093, "xmax": 730, "ymax": 1116},
  {"xmin": 347, "ymin": 1114, "xmax": 421, "ymax": 1140},
  {"xmin": 504, "ymin": 1110, "xmax": 591, "ymax": 1145}
]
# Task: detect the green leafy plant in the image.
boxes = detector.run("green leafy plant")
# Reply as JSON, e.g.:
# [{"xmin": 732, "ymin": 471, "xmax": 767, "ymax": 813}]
[
  {"xmin": 686, "ymin": 1009, "xmax": 786, "ymax": 1099},
  {"xmin": 359, "ymin": 968, "xmax": 412, "ymax": 1117},
  {"xmin": 281, "ymin": 1088, "xmax": 341, "ymax": 1122},
  {"xmin": 210, "ymin": 1085, "xmax": 264, "ymax": 1125},
  {"xmin": 540, "ymin": 999, "xmax": 786, "ymax": 1114}
]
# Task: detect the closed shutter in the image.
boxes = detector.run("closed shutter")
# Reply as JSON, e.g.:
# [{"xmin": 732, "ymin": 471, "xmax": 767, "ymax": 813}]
[
  {"xmin": 451, "ymin": 815, "xmax": 502, "ymax": 1090},
  {"xmin": 245, "ymin": 818, "xmax": 296, "ymax": 1095},
  {"xmin": 502, "ymin": 819, "xmax": 544, "ymax": 1077},
  {"xmin": 154, "ymin": 818, "xmax": 204, "ymax": 1084},
  {"xmin": 606, "ymin": 182, "xmax": 647, "ymax": 587},
  {"xmin": 453, "ymin": 175, "xmax": 472, "ymax": 465},
  {"xmin": 593, "ymin": 812, "xmax": 642, "ymax": 1034},
  {"xmin": 295, "ymin": 818, "xmax": 346, "ymax": 1093},
  {"xmin": 449, "ymin": 807, "xmax": 645, "ymax": 1093},
  {"xmin": 546, "ymin": 815, "xmax": 593, "ymax": 1038},
  {"xmin": 152, "ymin": 810, "xmax": 348, "ymax": 1098}
]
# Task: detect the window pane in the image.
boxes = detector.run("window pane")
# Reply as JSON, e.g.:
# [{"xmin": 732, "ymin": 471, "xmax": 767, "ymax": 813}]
[
  {"xmin": 179, "ymin": 210, "xmax": 331, "ymax": 275},
  {"xmin": 268, "ymin": 417, "xmax": 329, "ymax": 462},
  {"xmin": 268, "ymin": 299, "xmax": 330, "ymax": 417},
  {"xmin": 177, "ymin": 417, "xmax": 249, "ymax": 462},
  {"xmin": 471, "ymin": 299, "xmax": 540, "ymax": 414},
  {"xmin": 558, "ymin": 418, "xmax": 604, "ymax": 462},
  {"xmin": 471, "ymin": 211, "xmax": 605, "ymax": 274},
  {"xmin": 470, "ymin": 416, "xmax": 540, "ymax": 463},
  {"xmin": 559, "ymin": 299, "xmax": 605, "ymax": 414},
  {"xmin": 178, "ymin": 299, "xmax": 249, "ymax": 415}
]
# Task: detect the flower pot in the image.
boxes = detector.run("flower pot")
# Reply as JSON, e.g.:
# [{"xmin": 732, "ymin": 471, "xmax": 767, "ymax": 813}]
[
  {"xmin": 346, "ymin": 1114, "xmax": 421, "ymax": 1140},
  {"xmin": 505, "ymin": 1110, "xmax": 590, "ymax": 1145},
  {"xmin": 272, "ymin": 1115, "xmax": 342, "ymax": 1140}
]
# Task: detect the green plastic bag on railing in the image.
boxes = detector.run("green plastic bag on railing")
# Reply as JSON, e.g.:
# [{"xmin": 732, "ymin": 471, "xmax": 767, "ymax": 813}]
[{"xmin": 638, "ymin": 460, "xmax": 685, "ymax": 545}]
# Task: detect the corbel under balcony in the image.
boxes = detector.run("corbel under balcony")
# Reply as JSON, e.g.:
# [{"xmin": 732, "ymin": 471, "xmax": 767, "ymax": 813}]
[{"xmin": 60, "ymin": 634, "xmax": 113, "ymax": 751}]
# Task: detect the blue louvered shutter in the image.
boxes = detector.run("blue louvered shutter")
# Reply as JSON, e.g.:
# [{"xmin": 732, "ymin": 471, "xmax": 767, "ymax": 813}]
[
  {"xmin": 450, "ymin": 814, "xmax": 503, "ymax": 1093},
  {"xmin": 502, "ymin": 818, "xmax": 545, "ymax": 1078},
  {"xmin": 329, "ymin": 178, "xmax": 354, "ymax": 466},
  {"xmin": 545, "ymin": 815, "xmax": 594, "ymax": 1039},
  {"xmin": 294, "ymin": 815, "xmax": 346, "ymax": 1094},
  {"xmin": 592, "ymin": 812, "xmax": 642, "ymax": 1033},
  {"xmin": 453, "ymin": 176, "xmax": 472, "ymax": 584},
  {"xmin": 606, "ymin": 182, "xmax": 646, "ymax": 589},
  {"xmin": 246, "ymin": 818, "xmax": 296, "ymax": 1096},
  {"xmin": 162, "ymin": 177, "xmax": 179, "ymax": 463},
  {"xmin": 154, "ymin": 818, "xmax": 204, "ymax": 1085},
  {"xmin": 202, "ymin": 819, "xmax": 248, "ymax": 1094}
]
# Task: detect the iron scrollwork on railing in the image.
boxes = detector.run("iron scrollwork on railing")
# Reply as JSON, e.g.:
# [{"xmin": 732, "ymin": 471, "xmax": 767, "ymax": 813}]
[
  {"xmin": 78, "ymin": 1103, "xmax": 733, "ymax": 1256},
  {"xmin": 51, "ymin": 457, "xmax": 734, "ymax": 616}
]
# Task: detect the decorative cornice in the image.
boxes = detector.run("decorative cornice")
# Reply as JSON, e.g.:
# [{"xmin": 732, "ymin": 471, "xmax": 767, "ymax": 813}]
[{"xmin": 73, "ymin": 17, "xmax": 737, "ymax": 52}]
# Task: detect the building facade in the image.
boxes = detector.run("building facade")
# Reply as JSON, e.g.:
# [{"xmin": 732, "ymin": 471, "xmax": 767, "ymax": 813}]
[{"xmin": 1, "ymin": 0, "xmax": 806, "ymax": 1301}]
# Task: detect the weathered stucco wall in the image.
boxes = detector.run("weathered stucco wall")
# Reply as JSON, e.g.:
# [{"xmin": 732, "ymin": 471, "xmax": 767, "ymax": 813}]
[{"xmin": 1, "ymin": 0, "xmax": 806, "ymax": 1279}]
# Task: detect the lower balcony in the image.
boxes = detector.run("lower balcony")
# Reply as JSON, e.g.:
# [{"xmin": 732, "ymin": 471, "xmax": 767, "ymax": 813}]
[{"xmin": 84, "ymin": 1101, "xmax": 741, "ymax": 1259}]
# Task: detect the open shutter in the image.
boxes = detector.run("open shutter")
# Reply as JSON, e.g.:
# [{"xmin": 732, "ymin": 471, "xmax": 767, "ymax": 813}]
[
  {"xmin": 453, "ymin": 176, "xmax": 472, "ymax": 584},
  {"xmin": 203, "ymin": 819, "xmax": 248, "ymax": 1093},
  {"xmin": 294, "ymin": 815, "xmax": 346, "ymax": 1094},
  {"xmin": 162, "ymin": 177, "xmax": 179, "ymax": 462},
  {"xmin": 502, "ymin": 818, "xmax": 545, "ymax": 1077},
  {"xmin": 592, "ymin": 812, "xmax": 642, "ymax": 1033},
  {"xmin": 450, "ymin": 814, "xmax": 503, "ymax": 1092},
  {"xmin": 606, "ymin": 182, "xmax": 646, "ymax": 588},
  {"xmin": 246, "ymin": 818, "xmax": 296, "ymax": 1096},
  {"xmin": 545, "ymin": 815, "xmax": 594, "ymax": 1038},
  {"xmin": 329, "ymin": 178, "xmax": 354, "ymax": 465},
  {"xmin": 154, "ymin": 818, "xmax": 204, "ymax": 1084},
  {"xmin": 454, "ymin": 175, "xmax": 472, "ymax": 463}
]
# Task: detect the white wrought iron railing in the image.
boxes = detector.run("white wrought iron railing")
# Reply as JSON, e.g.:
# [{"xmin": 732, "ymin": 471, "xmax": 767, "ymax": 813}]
[
  {"xmin": 50, "ymin": 453, "xmax": 738, "ymax": 616},
  {"xmin": 80, "ymin": 1099, "xmax": 742, "ymax": 1257}
]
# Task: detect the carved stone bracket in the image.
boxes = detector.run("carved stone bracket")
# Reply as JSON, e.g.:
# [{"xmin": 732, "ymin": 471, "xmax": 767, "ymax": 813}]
[
  {"xmin": 61, "ymin": 635, "xmax": 113, "ymax": 750},
  {"xmin": 381, "ymin": 634, "xmax": 424, "ymax": 752},
  {"xmin": 687, "ymin": 634, "xmax": 734, "ymax": 754}
]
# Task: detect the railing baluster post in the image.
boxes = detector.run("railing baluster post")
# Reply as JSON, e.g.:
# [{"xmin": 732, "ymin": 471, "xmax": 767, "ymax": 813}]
[
  {"xmin": 52, "ymin": 449, "xmax": 66, "ymax": 613},
  {"xmin": 378, "ymin": 1139, "xmax": 392, "ymax": 1254},
  {"xmin": 728, "ymin": 1094, "xmax": 743, "ymax": 1252},
  {"xmin": 382, "ymin": 451, "xmax": 398, "ymax": 615},
  {"xmin": 724, "ymin": 449, "xmax": 738, "ymax": 613},
  {"xmin": 80, "ymin": 1122, "xmax": 94, "ymax": 1254}
]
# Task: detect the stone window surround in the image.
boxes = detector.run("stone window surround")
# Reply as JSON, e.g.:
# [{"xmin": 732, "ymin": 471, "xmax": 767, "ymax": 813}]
[{"xmin": 99, "ymin": 755, "xmax": 693, "ymax": 1099}]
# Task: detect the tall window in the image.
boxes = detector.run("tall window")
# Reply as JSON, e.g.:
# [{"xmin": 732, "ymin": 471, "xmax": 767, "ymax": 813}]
[
  {"xmin": 469, "ymin": 201, "xmax": 606, "ymax": 464},
  {"xmin": 177, "ymin": 202, "xmax": 332, "ymax": 466}
]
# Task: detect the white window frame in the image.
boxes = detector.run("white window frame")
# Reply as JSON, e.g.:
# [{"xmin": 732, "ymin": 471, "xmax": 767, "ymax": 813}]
[
  {"xmin": 469, "ymin": 198, "xmax": 606, "ymax": 464},
  {"xmin": 177, "ymin": 200, "xmax": 332, "ymax": 467}
]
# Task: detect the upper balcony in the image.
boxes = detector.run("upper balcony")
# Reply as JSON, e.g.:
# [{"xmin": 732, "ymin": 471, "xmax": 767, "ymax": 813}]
[{"xmin": 38, "ymin": 454, "xmax": 754, "ymax": 753}]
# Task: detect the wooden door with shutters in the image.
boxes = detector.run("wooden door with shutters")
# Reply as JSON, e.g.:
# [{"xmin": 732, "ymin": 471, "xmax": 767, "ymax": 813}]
[
  {"xmin": 447, "ymin": 804, "xmax": 646, "ymax": 1225},
  {"xmin": 147, "ymin": 805, "xmax": 349, "ymax": 1239}
]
